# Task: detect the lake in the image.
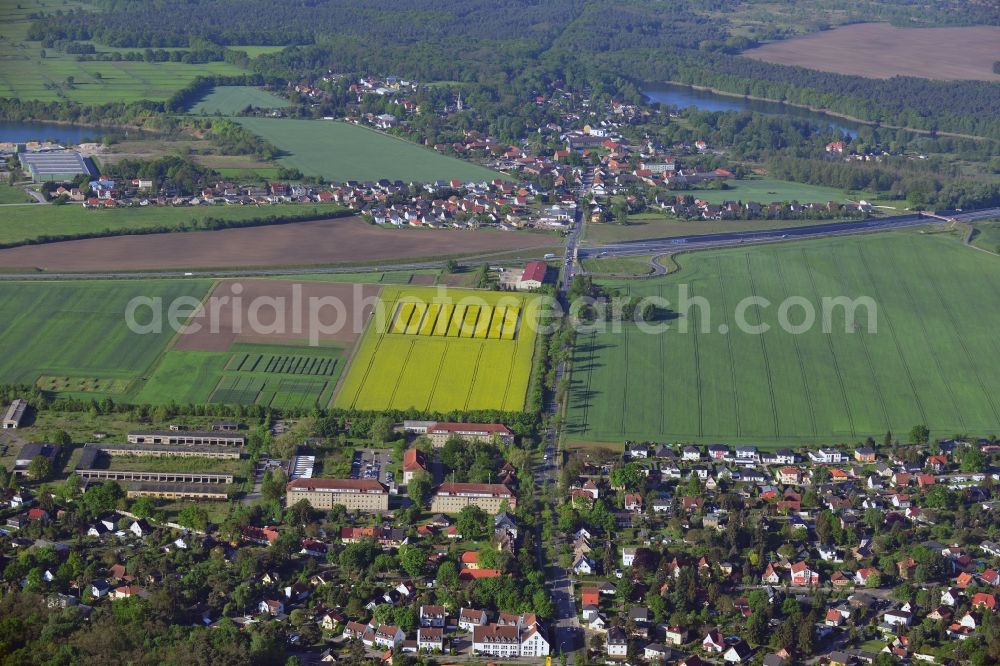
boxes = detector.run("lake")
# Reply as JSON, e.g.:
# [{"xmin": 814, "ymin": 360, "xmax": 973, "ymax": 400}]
[
  {"xmin": 0, "ymin": 121, "xmax": 109, "ymax": 144},
  {"xmin": 644, "ymin": 83, "xmax": 859, "ymax": 137}
]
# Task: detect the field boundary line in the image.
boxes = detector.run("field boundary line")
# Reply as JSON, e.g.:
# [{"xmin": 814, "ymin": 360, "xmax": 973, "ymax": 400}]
[
  {"xmin": 774, "ymin": 259, "xmax": 817, "ymax": 436},
  {"xmin": 878, "ymin": 245, "xmax": 967, "ymax": 431},
  {"xmin": 909, "ymin": 240, "xmax": 1000, "ymax": 425},
  {"xmin": 854, "ymin": 245, "xmax": 927, "ymax": 426},
  {"xmin": 801, "ymin": 250, "xmax": 856, "ymax": 438},
  {"xmin": 463, "ymin": 343, "xmax": 486, "ymax": 411},
  {"xmin": 715, "ymin": 257, "xmax": 742, "ymax": 437},
  {"xmin": 425, "ymin": 343, "xmax": 450, "ymax": 412}
]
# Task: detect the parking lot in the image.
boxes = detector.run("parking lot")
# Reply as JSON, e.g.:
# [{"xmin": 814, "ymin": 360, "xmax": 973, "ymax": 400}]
[{"xmin": 350, "ymin": 448, "xmax": 395, "ymax": 485}]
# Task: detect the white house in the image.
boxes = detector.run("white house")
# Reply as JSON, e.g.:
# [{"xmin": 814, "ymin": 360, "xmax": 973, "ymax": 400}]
[
  {"xmin": 573, "ymin": 556, "xmax": 595, "ymax": 575},
  {"xmin": 459, "ymin": 607, "xmax": 488, "ymax": 631},
  {"xmin": 417, "ymin": 628, "xmax": 444, "ymax": 652},
  {"xmin": 702, "ymin": 629, "xmax": 725, "ymax": 653},
  {"xmin": 606, "ymin": 627, "xmax": 628, "ymax": 657},
  {"xmin": 809, "ymin": 449, "xmax": 844, "ymax": 464},
  {"xmin": 368, "ymin": 624, "xmax": 404, "ymax": 649},
  {"xmin": 622, "ymin": 547, "xmax": 637, "ymax": 567}
]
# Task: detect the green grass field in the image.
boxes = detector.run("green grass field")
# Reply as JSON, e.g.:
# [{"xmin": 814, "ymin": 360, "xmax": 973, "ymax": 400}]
[
  {"xmin": 334, "ymin": 287, "xmax": 539, "ymax": 412},
  {"xmin": 0, "ymin": 203, "xmax": 342, "ymax": 246},
  {"xmin": 668, "ymin": 178, "xmax": 851, "ymax": 205},
  {"xmin": 236, "ymin": 118, "xmax": 505, "ymax": 183},
  {"xmin": 566, "ymin": 232, "xmax": 1000, "ymax": 445},
  {"xmin": 969, "ymin": 220, "xmax": 1000, "ymax": 254},
  {"xmin": 0, "ymin": 279, "xmax": 344, "ymax": 409},
  {"xmin": 0, "ymin": 1, "xmax": 248, "ymax": 103},
  {"xmin": 0, "ymin": 184, "xmax": 33, "ymax": 204},
  {"xmin": 0, "ymin": 279, "xmax": 213, "ymax": 390},
  {"xmin": 190, "ymin": 86, "xmax": 291, "ymax": 115}
]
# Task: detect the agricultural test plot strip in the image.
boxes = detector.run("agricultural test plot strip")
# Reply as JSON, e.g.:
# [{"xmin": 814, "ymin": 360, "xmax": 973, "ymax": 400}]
[
  {"xmin": 419, "ymin": 304, "xmax": 441, "ymax": 336},
  {"xmin": 460, "ymin": 306, "xmax": 481, "ymax": 338},
  {"xmin": 463, "ymin": 344, "xmax": 486, "ymax": 411},
  {"xmin": 501, "ymin": 307, "xmax": 520, "ymax": 340},
  {"xmin": 488, "ymin": 307, "xmax": 507, "ymax": 339},
  {"xmin": 446, "ymin": 305, "xmax": 466, "ymax": 337},
  {"xmin": 473, "ymin": 306, "xmax": 493, "ymax": 339},
  {"xmin": 404, "ymin": 303, "xmax": 428, "ymax": 335},
  {"xmin": 433, "ymin": 304, "xmax": 454, "ymax": 336},
  {"xmin": 391, "ymin": 302, "xmax": 415, "ymax": 334}
]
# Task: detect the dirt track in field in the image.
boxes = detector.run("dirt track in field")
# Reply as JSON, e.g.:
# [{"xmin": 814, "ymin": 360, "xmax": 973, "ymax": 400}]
[
  {"xmin": 173, "ymin": 279, "xmax": 381, "ymax": 351},
  {"xmin": 744, "ymin": 23, "xmax": 1000, "ymax": 81},
  {"xmin": 0, "ymin": 216, "xmax": 557, "ymax": 271}
]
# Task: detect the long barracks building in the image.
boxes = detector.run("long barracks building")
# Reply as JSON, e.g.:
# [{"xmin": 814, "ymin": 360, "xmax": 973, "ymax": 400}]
[
  {"xmin": 430, "ymin": 482, "xmax": 517, "ymax": 514},
  {"xmin": 285, "ymin": 478, "xmax": 389, "ymax": 512},
  {"xmin": 127, "ymin": 431, "xmax": 245, "ymax": 447}
]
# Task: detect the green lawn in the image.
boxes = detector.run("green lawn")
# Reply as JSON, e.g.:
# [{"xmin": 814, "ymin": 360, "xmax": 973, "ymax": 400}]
[
  {"xmin": 584, "ymin": 178, "xmax": 867, "ymax": 245},
  {"xmin": 667, "ymin": 178, "xmax": 851, "ymax": 205},
  {"xmin": 132, "ymin": 351, "xmax": 231, "ymax": 405},
  {"xmin": 0, "ymin": 184, "xmax": 33, "ymax": 204},
  {"xmin": 190, "ymin": 86, "xmax": 291, "ymax": 115},
  {"xmin": 580, "ymin": 255, "xmax": 656, "ymax": 276},
  {"xmin": 0, "ymin": 1, "xmax": 248, "ymax": 103},
  {"xmin": 236, "ymin": 118, "xmax": 505, "ymax": 183},
  {"xmin": 969, "ymin": 219, "xmax": 1000, "ymax": 254},
  {"xmin": 334, "ymin": 287, "xmax": 538, "ymax": 412},
  {"xmin": 566, "ymin": 232, "xmax": 1000, "ymax": 445},
  {"xmin": 0, "ymin": 203, "xmax": 344, "ymax": 246},
  {"xmin": 0, "ymin": 279, "xmax": 213, "ymax": 390}
]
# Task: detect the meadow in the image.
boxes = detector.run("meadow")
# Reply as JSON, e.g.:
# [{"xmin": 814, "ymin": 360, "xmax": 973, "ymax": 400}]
[
  {"xmin": 334, "ymin": 287, "xmax": 539, "ymax": 412},
  {"xmin": 583, "ymin": 178, "xmax": 860, "ymax": 244},
  {"xmin": 236, "ymin": 118, "xmax": 505, "ymax": 183},
  {"xmin": 969, "ymin": 220, "xmax": 1000, "ymax": 255},
  {"xmin": 189, "ymin": 86, "xmax": 291, "ymax": 115},
  {"xmin": 0, "ymin": 184, "xmax": 33, "ymax": 204},
  {"xmin": 0, "ymin": 203, "xmax": 340, "ymax": 246},
  {"xmin": 565, "ymin": 231, "xmax": 1000, "ymax": 445},
  {"xmin": 668, "ymin": 178, "xmax": 850, "ymax": 206}
]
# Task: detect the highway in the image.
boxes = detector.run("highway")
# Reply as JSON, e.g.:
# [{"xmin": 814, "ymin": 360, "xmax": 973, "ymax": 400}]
[{"xmin": 578, "ymin": 207, "xmax": 1000, "ymax": 262}]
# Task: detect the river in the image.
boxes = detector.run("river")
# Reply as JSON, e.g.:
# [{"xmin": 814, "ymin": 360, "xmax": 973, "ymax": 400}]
[
  {"xmin": 0, "ymin": 120, "xmax": 110, "ymax": 145},
  {"xmin": 644, "ymin": 83, "xmax": 860, "ymax": 137}
]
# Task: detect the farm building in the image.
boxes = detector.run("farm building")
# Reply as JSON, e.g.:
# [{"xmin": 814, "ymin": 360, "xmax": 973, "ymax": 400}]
[
  {"xmin": 430, "ymin": 482, "xmax": 517, "ymax": 514},
  {"xmin": 285, "ymin": 478, "xmax": 389, "ymax": 512},
  {"xmin": 127, "ymin": 431, "xmax": 245, "ymax": 446},
  {"xmin": 2, "ymin": 399, "xmax": 27, "ymax": 429},
  {"xmin": 517, "ymin": 262, "xmax": 549, "ymax": 290},
  {"xmin": 13, "ymin": 442, "xmax": 60, "ymax": 476},
  {"xmin": 93, "ymin": 443, "xmax": 243, "ymax": 460},
  {"xmin": 126, "ymin": 482, "xmax": 230, "ymax": 501},
  {"xmin": 426, "ymin": 422, "xmax": 513, "ymax": 447},
  {"xmin": 18, "ymin": 150, "xmax": 94, "ymax": 183}
]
